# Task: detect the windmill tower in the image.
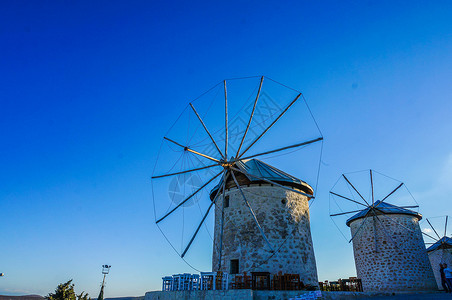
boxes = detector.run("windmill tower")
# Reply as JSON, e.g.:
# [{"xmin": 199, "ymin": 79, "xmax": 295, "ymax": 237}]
[
  {"xmin": 330, "ymin": 170, "xmax": 437, "ymax": 292},
  {"xmin": 210, "ymin": 159, "xmax": 319, "ymax": 286},
  {"xmin": 424, "ymin": 216, "xmax": 452, "ymax": 290}
]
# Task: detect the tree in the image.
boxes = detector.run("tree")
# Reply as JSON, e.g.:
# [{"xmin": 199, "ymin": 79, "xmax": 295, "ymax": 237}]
[{"xmin": 46, "ymin": 280, "xmax": 90, "ymax": 300}]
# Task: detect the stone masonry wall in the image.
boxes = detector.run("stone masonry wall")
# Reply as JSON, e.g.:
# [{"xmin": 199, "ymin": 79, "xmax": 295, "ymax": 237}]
[
  {"xmin": 349, "ymin": 214, "xmax": 437, "ymax": 292},
  {"xmin": 211, "ymin": 184, "xmax": 318, "ymax": 286},
  {"xmin": 428, "ymin": 248, "xmax": 452, "ymax": 290}
]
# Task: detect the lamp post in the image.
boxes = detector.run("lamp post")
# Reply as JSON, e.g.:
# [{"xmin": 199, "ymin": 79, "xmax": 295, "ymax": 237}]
[{"xmin": 97, "ymin": 265, "xmax": 111, "ymax": 300}]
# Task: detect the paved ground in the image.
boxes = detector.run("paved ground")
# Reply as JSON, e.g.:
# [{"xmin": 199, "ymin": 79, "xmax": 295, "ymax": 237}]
[{"xmin": 353, "ymin": 292, "xmax": 452, "ymax": 300}]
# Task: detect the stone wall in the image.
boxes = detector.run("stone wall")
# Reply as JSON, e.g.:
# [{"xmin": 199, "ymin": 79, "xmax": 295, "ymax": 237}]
[
  {"xmin": 349, "ymin": 213, "xmax": 437, "ymax": 292},
  {"xmin": 428, "ymin": 248, "xmax": 452, "ymax": 290},
  {"xmin": 211, "ymin": 184, "xmax": 318, "ymax": 286}
]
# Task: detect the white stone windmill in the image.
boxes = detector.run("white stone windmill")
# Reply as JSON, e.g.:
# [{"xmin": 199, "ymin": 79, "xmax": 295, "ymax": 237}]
[
  {"xmin": 329, "ymin": 169, "xmax": 437, "ymax": 292},
  {"xmin": 423, "ymin": 216, "xmax": 452, "ymax": 290},
  {"xmin": 151, "ymin": 76, "xmax": 323, "ymax": 283}
]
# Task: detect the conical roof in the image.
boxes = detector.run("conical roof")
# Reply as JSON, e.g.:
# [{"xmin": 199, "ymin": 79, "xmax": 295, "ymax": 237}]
[
  {"xmin": 210, "ymin": 159, "xmax": 313, "ymax": 199},
  {"xmin": 346, "ymin": 200, "xmax": 422, "ymax": 226},
  {"xmin": 426, "ymin": 236, "xmax": 452, "ymax": 252}
]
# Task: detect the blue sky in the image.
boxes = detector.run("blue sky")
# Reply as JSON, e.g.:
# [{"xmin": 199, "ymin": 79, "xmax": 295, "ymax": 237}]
[{"xmin": 1, "ymin": 0, "xmax": 452, "ymax": 297}]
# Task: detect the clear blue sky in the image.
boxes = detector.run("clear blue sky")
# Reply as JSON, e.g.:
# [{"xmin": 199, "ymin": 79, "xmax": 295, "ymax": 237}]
[{"xmin": 1, "ymin": 0, "xmax": 452, "ymax": 297}]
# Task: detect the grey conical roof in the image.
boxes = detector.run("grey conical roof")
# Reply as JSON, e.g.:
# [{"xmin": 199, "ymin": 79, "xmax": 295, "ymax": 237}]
[
  {"xmin": 426, "ymin": 236, "xmax": 452, "ymax": 252},
  {"xmin": 210, "ymin": 159, "xmax": 313, "ymax": 198},
  {"xmin": 346, "ymin": 200, "xmax": 422, "ymax": 226}
]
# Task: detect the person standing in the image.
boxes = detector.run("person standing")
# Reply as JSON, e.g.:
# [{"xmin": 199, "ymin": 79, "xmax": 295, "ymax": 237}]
[
  {"xmin": 440, "ymin": 264, "xmax": 450, "ymax": 292},
  {"xmin": 444, "ymin": 263, "xmax": 452, "ymax": 293}
]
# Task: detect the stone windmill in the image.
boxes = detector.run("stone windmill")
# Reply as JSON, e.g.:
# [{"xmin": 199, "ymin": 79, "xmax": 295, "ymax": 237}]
[
  {"xmin": 151, "ymin": 76, "xmax": 323, "ymax": 282},
  {"xmin": 210, "ymin": 158, "xmax": 318, "ymax": 286},
  {"xmin": 329, "ymin": 170, "xmax": 437, "ymax": 292},
  {"xmin": 423, "ymin": 216, "xmax": 452, "ymax": 290}
]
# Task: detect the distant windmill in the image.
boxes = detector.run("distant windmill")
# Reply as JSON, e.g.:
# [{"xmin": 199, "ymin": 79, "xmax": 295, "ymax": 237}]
[
  {"xmin": 424, "ymin": 216, "xmax": 452, "ymax": 290},
  {"xmin": 97, "ymin": 265, "xmax": 111, "ymax": 300},
  {"xmin": 329, "ymin": 169, "xmax": 437, "ymax": 292}
]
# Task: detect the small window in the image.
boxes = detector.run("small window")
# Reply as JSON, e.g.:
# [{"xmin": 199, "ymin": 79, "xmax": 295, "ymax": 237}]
[
  {"xmin": 224, "ymin": 196, "xmax": 230, "ymax": 208},
  {"xmin": 230, "ymin": 259, "xmax": 239, "ymax": 274},
  {"xmin": 281, "ymin": 198, "xmax": 287, "ymax": 205}
]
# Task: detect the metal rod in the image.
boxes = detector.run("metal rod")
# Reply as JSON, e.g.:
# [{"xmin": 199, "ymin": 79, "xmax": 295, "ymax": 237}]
[
  {"xmin": 376, "ymin": 212, "xmax": 415, "ymax": 232},
  {"xmin": 189, "ymin": 103, "xmax": 224, "ymax": 159},
  {"xmin": 370, "ymin": 170, "xmax": 374, "ymax": 206},
  {"xmin": 239, "ymin": 93, "xmax": 302, "ymax": 158},
  {"xmin": 371, "ymin": 209, "xmax": 399, "ymax": 250},
  {"xmin": 349, "ymin": 214, "xmax": 370, "ymax": 243},
  {"xmin": 329, "ymin": 191, "xmax": 367, "ymax": 207},
  {"xmin": 156, "ymin": 171, "xmax": 223, "ymax": 224},
  {"xmin": 224, "ymin": 80, "xmax": 228, "ymax": 160},
  {"xmin": 181, "ymin": 181, "xmax": 224, "ymax": 258},
  {"xmin": 236, "ymin": 76, "xmax": 263, "ymax": 158},
  {"xmin": 181, "ymin": 199, "xmax": 216, "ymax": 258},
  {"xmin": 422, "ymin": 230, "xmax": 439, "ymax": 241},
  {"xmin": 426, "ymin": 218, "xmax": 442, "ymax": 240},
  {"xmin": 218, "ymin": 171, "xmax": 228, "ymax": 269},
  {"xmin": 378, "ymin": 183, "xmax": 404, "ymax": 205},
  {"xmin": 152, "ymin": 163, "xmax": 221, "ymax": 179},
  {"xmin": 445, "ymin": 216, "xmax": 448, "ymax": 237},
  {"xmin": 372, "ymin": 214, "xmax": 378, "ymax": 252},
  {"xmin": 230, "ymin": 170, "xmax": 274, "ymax": 251},
  {"xmin": 230, "ymin": 166, "xmax": 314, "ymax": 199},
  {"xmin": 330, "ymin": 209, "xmax": 363, "ymax": 217},
  {"xmin": 343, "ymin": 175, "xmax": 370, "ymax": 206},
  {"xmin": 237, "ymin": 137, "xmax": 323, "ymax": 162},
  {"xmin": 398, "ymin": 205, "xmax": 419, "ymax": 209},
  {"xmin": 164, "ymin": 137, "xmax": 221, "ymax": 163}
]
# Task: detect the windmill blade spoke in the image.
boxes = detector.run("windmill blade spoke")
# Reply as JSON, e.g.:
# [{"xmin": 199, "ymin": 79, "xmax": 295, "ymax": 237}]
[
  {"xmin": 422, "ymin": 231, "xmax": 439, "ymax": 242},
  {"xmin": 372, "ymin": 214, "xmax": 378, "ymax": 252},
  {"xmin": 230, "ymin": 170, "xmax": 274, "ymax": 251},
  {"xmin": 370, "ymin": 170, "xmax": 374, "ymax": 206},
  {"xmin": 164, "ymin": 137, "xmax": 221, "ymax": 163},
  {"xmin": 426, "ymin": 218, "xmax": 442, "ymax": 240},
  {"xmin": 398, "ymin": 205, "xmax": 419, "ymax": 209},
  {"xmin": 181, "ymin": 200, "xmax": 215, "ymax": 258},
  {"xmin": 378, "ymin": 183, "xmax": 404, "ymax": 205},
  {"xmin": 238, "ymin": 93, "xmax": 302, "ymax": 158},
  {"xmin": 342, "ymin": 175, "xmax": 370, "ymax": 206},
  {"xmin": 224, "ymin": 80, "xmax": 228, "ymax": 159},
  {"xmin": 230, "ymin": 166, "xmax": 314, "ymax": 199},
  {"xmin": 371, "ymin": 210, "xmax": 399, "ymax": 249},
  {"xmin": 238, "ymin": 137, "xmax": 323, "ymax": 162},
  {"xmin": 376, "ymin": 212, "xmax": 415, "ymax": 232},
  {"xmin": 181, "ymin": 177, "xmax": 225, "ymax": 258},
  {"xmin": 330, "ymin": 209, "xmax": 363, "ymax": 217},
  {"xmin": 329, "ymin": 191, "xmax": 367, "ymax": 207},
  {"xmin": 218, "ymin": 170, "xmax": 228, "ymax": 269},
  {"xmin": 189, "ymin": 103, "xmax": 224, "ymax": 159},
  {"xmin": 445, "ymin": 216, "xmax": 449, "ymax": 237},
  {"xmin": 236, "ymin": 76, "xmax": 264, "ymax": 158},
  {"xmin": 156, "ymin": 171, "xmax": 223, "ymax": 224},
  {"xmin": 151, "ymin": 163, "xmax": 221, "ymax": 179},
  {"xmin": 349, "ymin": 214, "xmax": 370, "ymax": 243}
]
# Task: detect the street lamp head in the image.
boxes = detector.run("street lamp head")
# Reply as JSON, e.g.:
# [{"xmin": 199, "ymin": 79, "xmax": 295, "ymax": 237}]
[
  {"xmin": 0, "ymin": 273, "xmax": 4, "ymax": 277},
  {"xmin": 102, "ymin": 265, "xmax": 111, "ymax": 274}
]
